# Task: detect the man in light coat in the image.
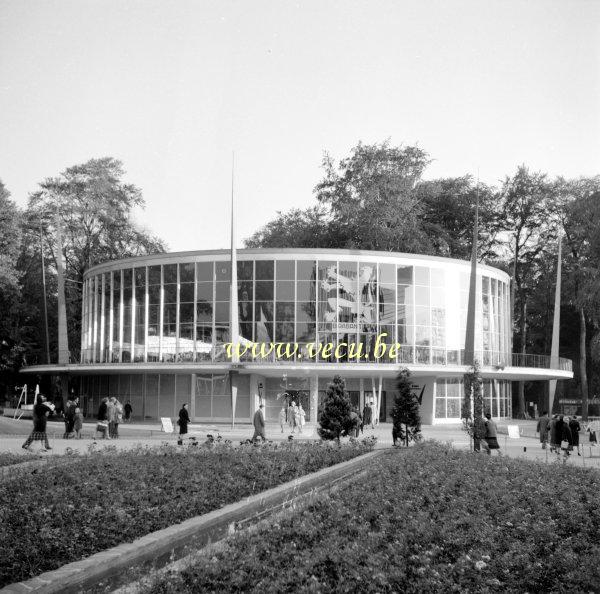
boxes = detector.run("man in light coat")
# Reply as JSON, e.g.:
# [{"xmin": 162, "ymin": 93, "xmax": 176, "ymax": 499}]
[
  {"xmin": 536, "ymin": 411, "xmax": 550, "ymax": 449},
  {"xmin": 252, "ymin": 403, "xmax": 266, "ymax": 442}
]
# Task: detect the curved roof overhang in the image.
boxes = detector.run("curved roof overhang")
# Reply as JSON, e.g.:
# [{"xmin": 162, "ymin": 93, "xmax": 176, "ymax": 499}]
[
  {"xmin": 84, "ymin": 247, "xmax": 510, "ymax": 283},
  {"xmin": 21, "ymin": 363, "xmax": 573, "ymax": 382}
]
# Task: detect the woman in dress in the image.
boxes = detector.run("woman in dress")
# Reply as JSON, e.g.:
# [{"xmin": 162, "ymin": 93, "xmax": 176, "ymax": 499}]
[
  {"xmin": 178, "ymin": 403, "xmax": 190, "ymax": 445},
  {"xmin": 296, "ymin": 404, "xmax": 306, "ymax": 434},
  {"xmin": 278, "ymin": 407, "xmax": 287, "ymax": 433}
]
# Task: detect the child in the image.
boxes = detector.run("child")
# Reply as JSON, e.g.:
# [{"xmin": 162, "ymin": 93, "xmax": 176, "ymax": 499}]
[{"xmin": 73, "ymin": 407, "xmax": 84, "ymax": 439}]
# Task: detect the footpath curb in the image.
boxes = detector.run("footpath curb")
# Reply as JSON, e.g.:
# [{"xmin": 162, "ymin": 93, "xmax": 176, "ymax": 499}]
[{"xmin": 2, "ymin": 448, "xmax": 390, "ymax": 594}]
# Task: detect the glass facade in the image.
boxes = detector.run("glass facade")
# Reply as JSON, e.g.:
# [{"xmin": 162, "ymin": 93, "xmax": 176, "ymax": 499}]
[
  {"xmin": 81, "ymin": 253, "xmax": 511, "ymax": 367},
  {"xmin": 434, "ymin": 378, "xmax": 512, "ymax": 419}
]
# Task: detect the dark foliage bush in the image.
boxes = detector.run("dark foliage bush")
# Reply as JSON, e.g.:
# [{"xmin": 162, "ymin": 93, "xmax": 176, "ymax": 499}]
[
  {"xmin": 145, "ymin": 442, "xmax": 600, "ymax": 594},
  {"xmin": 318, "ymin": 375, "xmax": 354, "ymax": 441},
  {"xmin": 0, "ymin": 441, "xmax": 372, "ymax": 586},
  {"xmin": 390, "ymin": 368, "xmax": 421, "ymax": 446}
]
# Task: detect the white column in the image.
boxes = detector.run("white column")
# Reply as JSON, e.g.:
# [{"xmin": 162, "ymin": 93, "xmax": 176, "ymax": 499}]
[{"xmin": 309, "ymin": 375, "xmax": 319, "ymax": 423}]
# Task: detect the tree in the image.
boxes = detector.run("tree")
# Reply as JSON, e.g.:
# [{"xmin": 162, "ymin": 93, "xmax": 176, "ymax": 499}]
[
  {"xmin": 0, "ymin": 180, "xmax": 25, "ymax": 399},
  {"xmin": 498, "ymin": 166, "xmax": 556, "ymax": 418},
  {"xmin": 23, "ymin": 157, "xmax": 166, "ymax": 362},
  {"xmin": 461, "ymin": 362, "xmax": 486, "ymax": 451},
  {"xmin": 390, "ymin": 368, "xmax": 421, "ymax": 446},
  {"xmin": 417, "ymin": 176, "xmax": 501, "ymax": 260},
  {"xmin": 314, "ymin": 140, "xmax": 433, "ymax": 253},
  {"xmin": 554, "ymin": 177, "xmax": 600, "ymax": 420},
  {"xmin": 318, "ymin": 375, "xmax": 354, "ymax": 442},
  {"xmin": 244, "ymin": 206, "xmax": 336, "ymax": 249}
]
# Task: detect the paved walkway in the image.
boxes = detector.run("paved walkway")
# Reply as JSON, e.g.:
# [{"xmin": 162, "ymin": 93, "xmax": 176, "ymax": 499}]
[{"xmin": 2, "ymin": 415, "xmax": 600, "ymax": 469}]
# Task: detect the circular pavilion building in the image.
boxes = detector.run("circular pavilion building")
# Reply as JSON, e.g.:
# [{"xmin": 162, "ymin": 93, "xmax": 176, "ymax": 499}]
[{"xmin": 24, "ymin": 248, "xmax": 573, "ymax": 424}]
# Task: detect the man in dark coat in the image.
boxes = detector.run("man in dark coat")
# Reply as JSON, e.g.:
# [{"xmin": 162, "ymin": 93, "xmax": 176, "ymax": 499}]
[
  {"xmin": 362, "ymin": 402, "xmax": 373, "ymax": 430},
  {"xmin": 252, "ymin": 403, "xmax": 266, "ymax": 442},
  {"xmin": 22, "ymin": 394, "xmax": 54, "ymax": 451},
  {"xmin": 536, "ymin": 411, "xmax": 550, "ymax": 449},
  {"xmin": 177, "ymin": 403, "xmax": 191, "ymax": 445}
]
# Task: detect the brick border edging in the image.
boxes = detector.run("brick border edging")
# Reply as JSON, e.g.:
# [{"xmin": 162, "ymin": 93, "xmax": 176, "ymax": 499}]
[{"xmin": 2, "ymin": 448, "xmax": 390, "ymax": 594}]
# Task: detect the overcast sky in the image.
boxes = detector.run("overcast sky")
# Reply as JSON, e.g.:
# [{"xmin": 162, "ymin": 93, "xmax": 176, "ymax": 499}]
[{"xmin": 1, "ymin": 0, "xmax": 599, "ymax": 252}]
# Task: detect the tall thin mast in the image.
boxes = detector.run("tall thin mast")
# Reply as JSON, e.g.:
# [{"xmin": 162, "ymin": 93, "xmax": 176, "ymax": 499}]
[
  {"xmin": 40, "ymin": 222, "xmax": 51, "ymax": 364},
  {"xmin": 229, "ymin": 153, "xmax": 239, "ymax": 428},
  {"xmin": 464, "ymin": 178, "xmax": 479, "ymax": 366},
  {"xmin": 548, "ymin": 235, "xmax": 562, "ymax": 414}
]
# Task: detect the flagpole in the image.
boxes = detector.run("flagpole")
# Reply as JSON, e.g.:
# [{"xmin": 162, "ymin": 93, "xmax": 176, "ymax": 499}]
[
  {"xmin": 230, "ymin": 153, "xmax": 239, "ymax": 428},
  {"xmin": 40, "ymin": 222, "xmax": 51, "ymax": 365},
  {"xmin": 464, "ymin": 176, "xmax": 479, "ymax": 367},
  {"xmin": 548, "ymin": 235, "xmax": 562, "ymax": 415}
]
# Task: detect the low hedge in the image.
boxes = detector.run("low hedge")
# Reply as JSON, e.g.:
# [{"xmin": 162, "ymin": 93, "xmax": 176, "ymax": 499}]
[
  {"xmin": 145, "ymin": 442, "xmax": 600, "ymax": 593},
  {"xmin": 0, "ymin": 452, "xmax": 39, "ymax": 468},
  {"xmin": 0, "ymin": 440, "xmax": 374, "ymax": 587}
]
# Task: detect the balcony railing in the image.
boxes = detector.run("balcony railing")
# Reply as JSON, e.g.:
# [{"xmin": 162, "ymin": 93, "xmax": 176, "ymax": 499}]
[{"xmin": 70, "ymin": 346, "xmax": 572, "ymax": 372}]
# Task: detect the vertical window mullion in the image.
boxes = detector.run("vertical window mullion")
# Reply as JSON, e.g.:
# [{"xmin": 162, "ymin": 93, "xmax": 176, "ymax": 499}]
[
  {"xmin": 159, "ymin": 266, "xmax": 164, "ymax": 362},
  {"xmin": 144, "ymin": 266, "xmax": 149, "ymax": 363},
  {"xmin": 108, "ymin": 272, "xmax": 114, "ymax": 363},
  {"xmin": 131, "ymin": 269, "xmax": 136, "ymax": 361},
  {"xmin": 100, "ymin": 274, "xmax": 105, "ymax": 363},
  {"xmin": 118, "ymin": 270, "xmax": 124, "ymax": 363},
  {"xmin": 176, "ymin": 264, "xmax": 180, "ymax": 359}
]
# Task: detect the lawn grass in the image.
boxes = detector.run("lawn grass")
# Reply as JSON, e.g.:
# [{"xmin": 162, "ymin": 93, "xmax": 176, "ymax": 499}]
[
  {"xmin": 143, "ymin": 442, "xmax": 600, "ymax": 593},
  {"xmin": 0, "ymin": 440, "xmax": 374, "ymax": 587}
]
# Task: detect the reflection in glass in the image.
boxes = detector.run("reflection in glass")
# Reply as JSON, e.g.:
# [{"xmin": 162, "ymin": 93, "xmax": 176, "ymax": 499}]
[
  {"xmin": 255, "ymin": 260, "xmax": 274, "ymax": 279},
  {"xmin": 275, "ymin": 280, "xmax": 294, "ymax": 300},
  {"xmin": 397, "ymin": 265, "xmax": 413, "ymax": 284},
  {"xmin": 255, "ymin": 281, "xmax": 274, "ymax": 301},
  {"xmin": 196, "ymin": 262, "xmax": 213, "ymax": 282},
  {"xmin": 297, "ymin": 260, "xmax": 316, "ymax": 281},
  {"xmin": 237, "ymin": 260, "xmax": 253, "ymax": 280},
  {"xmin": 276, "ymin": 260, "xmax": 294, "ymax": 280}
]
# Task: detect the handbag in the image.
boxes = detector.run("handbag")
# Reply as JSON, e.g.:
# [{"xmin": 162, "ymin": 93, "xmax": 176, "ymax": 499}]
[{"xmin": 560, "ymin": 440, "xmax": 569, "ymax": 449}]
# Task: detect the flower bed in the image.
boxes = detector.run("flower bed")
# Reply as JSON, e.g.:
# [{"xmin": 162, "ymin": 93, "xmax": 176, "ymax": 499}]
[
  {"xmin": 0, "ymin": 440, "xmax": 374, "ymax": 587},
  {"xmin": 144, "ymin": 442, "xmax": 600, "ymax": 593},
  {"xmin": 0, "ymin": 452, "xmax": 40, "ymax": 467}
]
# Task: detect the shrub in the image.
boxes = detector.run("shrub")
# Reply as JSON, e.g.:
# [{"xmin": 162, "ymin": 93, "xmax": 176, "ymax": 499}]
[
  {"xmin": 0, "ymin": 442, "xmax": 371, "ymax": 586},
  {"xmin": 143, "ymin": 443, "xmax": 600, "ymax": 594},
  {"xmin": 390, "ymin": 368, "xmax": 421, "ymax": 446},
  {"xmin": 318, "ymin": 375, "xmax": 354, "ymax": 441}
]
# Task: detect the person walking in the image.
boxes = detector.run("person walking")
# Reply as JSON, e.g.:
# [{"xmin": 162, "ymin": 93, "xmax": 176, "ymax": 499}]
[
  {"xmin": 94, "ymin": 397, "xmax": 109, "ymax": 439},
  {"xmin": 569, "ymin": 415, "xmax": 581, "ymax": 456},
  {"xmin": 548, "ymin": 414, "xmax": 560, "ymax": 453},
  {"xmin": 73, "ymin": 406, "xmax": 84, "ymax": 439},
  {"xmin": 22, "ymin": 394, "xmax": 54, "ymax": 451},
  {"xmin": 107, "ymin": 397, "xmax": 121, "ymax": 438},
  {"xmin": 288, "ymin": 401, "xmax": 297, "ymax": 433},
  {"xmin": 124, "ymin": 401, "xmax": 133, "ymax": 423},
  {"xmin": 536, "ymin": 411, "xmax": 550, "ymax": 449},
  {"xmin": 297, "ymin": 404, "xmax": 306, "ymax": 434},
  {"xmin": 63, "ymin": 396, "xmax": 77, "ymax": 439},
  {"xmin": 177, "ymin": 403, "xmax": 190, "ymax": 445},
  {"xmin": 560, "ymin": 416, "xmax": 573, "ymax": 457},
  {"xmin": 106, "ymin": 397, "xmax": 116, "ymax": 438},
  {"xmin": 252, "ymin": 403, "xmax": 266, "ymax": 442},
  {"xmin": 483, "ymin": 413, "xmax": 500, "ymax": 456},
  {"xmin": 362, "ymin": 401, "xmax": 373, "ymax": 430},
  {"xmin": 278, "ymin": 406, "xmax": 287, "ymax": 433}
]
